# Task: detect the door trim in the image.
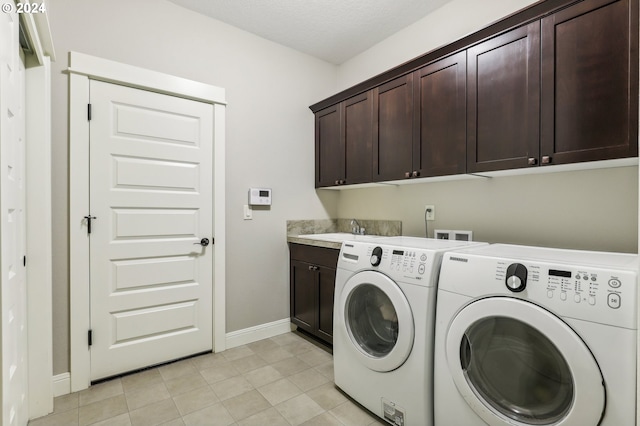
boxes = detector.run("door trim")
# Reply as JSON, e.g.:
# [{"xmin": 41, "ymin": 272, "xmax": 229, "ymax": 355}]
[{"xmin": 68, "ymin": 52, "xmax": 226, "ymax": 392}]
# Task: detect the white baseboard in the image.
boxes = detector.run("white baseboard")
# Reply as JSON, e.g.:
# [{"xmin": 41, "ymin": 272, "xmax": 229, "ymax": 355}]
[
  {"xmin": 52, "ymin": 373, "xmax": 71, "ymax": 397},
  {"xmin": 225, "ymin": 318, "xmax": 294, "ymax": 349}
]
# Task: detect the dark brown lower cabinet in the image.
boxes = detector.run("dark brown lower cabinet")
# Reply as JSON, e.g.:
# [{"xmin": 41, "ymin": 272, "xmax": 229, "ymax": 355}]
[{"xmin": 289, "ymin": 244, "xmax": 339, "ymax": 345}]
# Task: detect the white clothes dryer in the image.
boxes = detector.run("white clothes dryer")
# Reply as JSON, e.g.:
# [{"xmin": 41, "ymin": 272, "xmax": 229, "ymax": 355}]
[
  {"xmin": 333, "ymin": 237, "xmax": 487, "ymax": 426},
  {"xmin": 433, "ymin": 244, "xmax": 638, "ymax": 426}
]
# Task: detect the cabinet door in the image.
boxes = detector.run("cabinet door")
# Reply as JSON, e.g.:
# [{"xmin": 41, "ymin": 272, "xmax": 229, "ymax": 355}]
[
  {"xmin": 317, "ymin": 266, "xmax": 336, "ymax": 344},
  {"xmin": 290, "ymin": 260, "xmax": 317, "ymax": 334},
  {"xmin": 315, "ymin": 104, "xmax": 344, "ymax": 187},
  {"xmin": 467, "ymin": 22, "xmax": 541, "ymax": 172},
  {"xmin": 374, "ymin": 74, "xmax": 414, "ymax": 181},
  {"xmin": 344, "ymin": 92, "xmax": 373, "ymax": 184},
  {"xmin": 414, "ymin": 51, "xmax": 467, "ymax": 177},
  {"xmin": 541, "ymin": 0, "xmax": 638, "ymax": 165}
]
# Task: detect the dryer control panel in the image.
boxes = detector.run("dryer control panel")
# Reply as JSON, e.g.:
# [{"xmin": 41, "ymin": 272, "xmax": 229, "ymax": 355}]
[
  {"xmin": 438, "ymin": 246, "xmax": 638, "ymax": 329},
  {"xmin": 492, "ymin": 260, "xmax": 636, "ymax": 328}
]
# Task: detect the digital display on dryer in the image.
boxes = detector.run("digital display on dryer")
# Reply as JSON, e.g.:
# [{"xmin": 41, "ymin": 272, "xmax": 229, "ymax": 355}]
[
  {"xmin": 549, "ymin": 269, "xmax": 572, "ymax": 278},
  {"xmin": 392, "ymin": 250, "xmax": 404, "ymax": 255}
]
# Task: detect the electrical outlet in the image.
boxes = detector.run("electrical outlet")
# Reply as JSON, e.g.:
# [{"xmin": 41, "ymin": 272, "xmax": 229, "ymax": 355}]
[{"xmin": 425, "ymin": 205, "xmax": 435, "ymax": 221}]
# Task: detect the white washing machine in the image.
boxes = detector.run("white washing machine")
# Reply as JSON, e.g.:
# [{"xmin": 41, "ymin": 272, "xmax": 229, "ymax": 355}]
[
  {"xmin": 333, "ymin": 237, "xmax": 487, "ymax": 426},
  {"xmin": 433, "ymin": 244, "xmax": 638, "ymax": 426}
]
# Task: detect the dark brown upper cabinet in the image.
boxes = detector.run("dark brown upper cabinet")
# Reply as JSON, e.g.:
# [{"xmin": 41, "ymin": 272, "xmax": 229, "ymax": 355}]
[
  {"xmin": 540, "ymin": 0, "xmax": 638, "ymax": 165},
  {"xmin": 373, "ymin": 52, "xmax": 467, "ymax": 181},
  {"xmin": 373, "ymin": 74, "xmax": 414, "ymax": 181},
  {"xmin": 344, "ymin": 92, "xmax": 373, "ymax": 184},
  {"xmin": 414, "ymin": 51, "xmax": 467, "ymax": 177},
  {"xmin": 315, "ymin": 104, "xmax": 343, "ymax": 187},
  {"xmin": 467, "ymin": 22, "xmax": 541, "ymax": 173},
  {"xmin": 315, "ymin": 92, "xmax": 373, "ymax": 187},
  {"xmin": 311, "ymin": 0, "xmax": 638, "ymax": 186}
]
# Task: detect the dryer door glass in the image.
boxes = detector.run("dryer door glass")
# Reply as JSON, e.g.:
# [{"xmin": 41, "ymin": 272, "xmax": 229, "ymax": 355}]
[
  {"xmin": 460, "ymin": 317, "xmax": 573, "ymax": 425},
  {"xmin": 346, "ymin": 284, "xmax": 398, "ymax": 357}
]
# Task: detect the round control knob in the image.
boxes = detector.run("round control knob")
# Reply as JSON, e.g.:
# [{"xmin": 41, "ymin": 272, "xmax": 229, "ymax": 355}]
[
  {"xmin": 505, "ymin": 263, "xmax": 527, "ymax": 292},
  {"xmin": 370, "ymin": 246, "xmax": 383, "ymax": 267}
]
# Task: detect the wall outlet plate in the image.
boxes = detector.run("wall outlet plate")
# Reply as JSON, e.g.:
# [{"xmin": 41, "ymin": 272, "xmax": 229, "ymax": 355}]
[{"xmin": 425, "ymin": 205, "xmax": 435, "ymax": 221}]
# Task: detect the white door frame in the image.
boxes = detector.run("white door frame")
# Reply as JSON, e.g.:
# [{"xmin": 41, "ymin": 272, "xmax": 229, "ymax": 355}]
[
  {"xmin": 68, "ymin": 52, "xmax": 226, "ymax": 392},
  {"xmin": 0, "ymin": 4, "xmax": 56, "ymax": 420}
]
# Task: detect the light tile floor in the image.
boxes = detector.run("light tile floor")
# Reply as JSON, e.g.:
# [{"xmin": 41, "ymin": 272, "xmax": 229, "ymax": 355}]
[{"xmin": 29, "ymin": 332, "xmax": 385, "ymax": 426}]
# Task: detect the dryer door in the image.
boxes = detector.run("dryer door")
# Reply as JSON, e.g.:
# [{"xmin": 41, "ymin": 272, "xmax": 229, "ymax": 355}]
[
  {"xmin": 338, "ymin": 270, "xmax": 414, "ymax": 372},
  {"xmin": 445, "ymin": 297, "xmax": 604, "ymax": 426}
]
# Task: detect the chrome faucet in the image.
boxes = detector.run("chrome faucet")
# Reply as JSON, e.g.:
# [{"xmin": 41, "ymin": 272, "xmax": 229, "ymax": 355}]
[{"xmin": 350, "ymin": 219, "xmax": 365, "ymax": 235}]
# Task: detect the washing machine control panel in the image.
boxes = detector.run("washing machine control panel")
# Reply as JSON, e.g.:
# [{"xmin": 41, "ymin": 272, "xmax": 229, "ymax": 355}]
[
  {"xmin": 493, "ymin": 260, "xmax": 637, "ymax": 328},
  {"xmin": 362, "ymin": 246, "xmax": 433, "ymax": 285}
]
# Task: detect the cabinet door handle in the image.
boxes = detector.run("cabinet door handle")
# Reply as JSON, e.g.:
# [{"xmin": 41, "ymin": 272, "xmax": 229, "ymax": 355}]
[
  {"xmin": 308, "ymin": 265, "xmax": 319, "ymax": 271},
  {"xmin": 412, "ymin": 171, "xmax": 420, "ymax": 178},
  {"xmin": 541, "ymin": 156, "xmax": 551, "ymax": 164},
  {"xmin": 404, "ymin": 172, "xmax": 411, "ymax": 179},
  {"xmin": 528, "ymin": 157, "xmax": 537, "ymax": 166}
]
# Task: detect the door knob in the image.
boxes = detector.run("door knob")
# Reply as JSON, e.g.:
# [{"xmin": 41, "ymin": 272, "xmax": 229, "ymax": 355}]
[{"xmin": 194, "ymin": 238, "xmax": 210, "ymax": 247}]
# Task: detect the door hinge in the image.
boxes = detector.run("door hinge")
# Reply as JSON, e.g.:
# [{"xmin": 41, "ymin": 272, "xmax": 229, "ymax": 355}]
[
  {"xmin": 88, "ymin": 103, "xmax": 92, "ymax": 121},
  {"xmin": 88, "ymin": 329, "xmax": 93, "ymax": 347},
  {"xmin": 23, "ymin": 256, "xmax": 26, "ymax": 267}
]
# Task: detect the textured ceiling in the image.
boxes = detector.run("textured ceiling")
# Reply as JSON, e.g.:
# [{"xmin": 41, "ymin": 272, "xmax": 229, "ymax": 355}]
[{"xmin": 168, "ymin": 0, "xmax": 453, "ymax": 64}]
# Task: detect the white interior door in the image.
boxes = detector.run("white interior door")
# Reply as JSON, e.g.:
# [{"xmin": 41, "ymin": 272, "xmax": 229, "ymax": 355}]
[
  {"xmin": 89, "ymin": 80, "xmax": 214, "ymax": 381},
  {"xmin": 0, "ymin": 7, "xmax": 28, "ymax": 425}
]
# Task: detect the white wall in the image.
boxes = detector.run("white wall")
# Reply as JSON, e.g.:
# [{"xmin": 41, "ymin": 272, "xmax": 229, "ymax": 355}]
[
  {"xmin": 337, "ymin": 0, "xmax": 538, "ymax": 89},
  {"xmin": 335, "ymin": 167, "xmax": 638, "ymax": 252},
  {"xmin": 48, "ymin": 0, "xmax": 338, "ymax": 375},
  {"xmin": 333, "ymin": 0, "xmax": 639, "ymax": 253}
]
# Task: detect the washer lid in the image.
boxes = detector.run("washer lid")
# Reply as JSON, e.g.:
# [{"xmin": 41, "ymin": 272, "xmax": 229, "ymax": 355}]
[
  {"xmin": 445, "ymin": 297, "xmax": 604, "ymax": 426},
  {"xmin": 338, "ymin": 270, "xmax": 414, "ymax": 372}
]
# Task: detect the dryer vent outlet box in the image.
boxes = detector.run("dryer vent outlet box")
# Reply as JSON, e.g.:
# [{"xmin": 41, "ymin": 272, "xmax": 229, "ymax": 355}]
[{"xmin": 436, "ymin": 230, "xmax": 473, "ymax": 241}]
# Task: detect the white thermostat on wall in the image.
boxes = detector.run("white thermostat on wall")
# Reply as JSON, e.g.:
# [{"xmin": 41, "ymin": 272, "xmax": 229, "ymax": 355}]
[{"xmin": 248, "ymin": 188, "xmax": 272, "ymax": 206}]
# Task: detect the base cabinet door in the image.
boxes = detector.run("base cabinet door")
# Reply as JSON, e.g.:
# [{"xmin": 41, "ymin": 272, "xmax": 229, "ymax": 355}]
[
  {"xmin": 317, "ymin": 266, "xmax": 336, "ymax": 343},
  {"xmin": 289, "ymin": 244, "xmax": 339, "ymax": 345},
  {"xmin": 540, "ymin": 0, "xmax": 638, "ymax": 165},
  {"xmin": 290, "ymin": 260, "xmax": 318, "ymax": 334},
  {"xmin": 467, "ymin": 22, "xmax": 541, "ymax": 172}
]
